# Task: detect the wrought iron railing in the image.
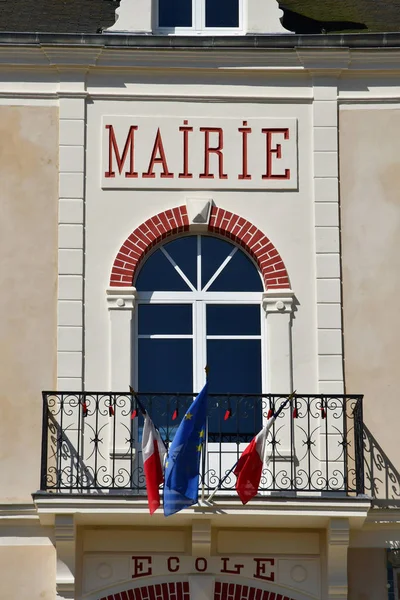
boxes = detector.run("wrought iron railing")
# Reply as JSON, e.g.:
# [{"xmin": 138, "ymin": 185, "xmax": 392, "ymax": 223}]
[{"xmin": 40, "ymin": 392, "xmax": 365, "ymax": 496}]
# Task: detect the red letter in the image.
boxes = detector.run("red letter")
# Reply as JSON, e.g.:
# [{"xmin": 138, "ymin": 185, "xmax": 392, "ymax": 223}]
[
  {"xmin": 238, "ymin": 121, "xmax": 252, "ymax": 180},
  {"xmin": 220, "ymin": 557, "xmax": 244, "ymax": 575},
  {"xmin": 167, "ymin": 557, "xmax": 180, "ymax": 573},
  {"xmin": 262, "ymin": 128, "xmax": 290, "ymax": 180},
  {"xmin": 132, "ymin": 556, "xmax": 152, "ymax": 579},
  {"xmin": 179, "ymin": 120, "xmax": 193, "ymax": 179},
  {"xmin": 142, "ymin": 128, "xmax": 174, "ymax": 179},
  {"xmin": 195, "ymin": 558, "xmax": 208, "ymax": 572},
  {"xmin": 199, "ymin": 127, "xmax": 228, "ymax": 180},
  {"xmin": 253, "ymin": 558, "xmax": 275, "ymax": 582},
  {"xmin": 105, "ymin": 124, "xmax": 138, "ymax": 178}
]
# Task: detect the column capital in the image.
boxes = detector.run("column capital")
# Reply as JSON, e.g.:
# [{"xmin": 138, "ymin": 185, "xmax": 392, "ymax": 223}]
[
  {"xmin": 106, "ymin": 287, "xmax": 137, "ymax": 310},
  {"xmin": 262, "ymin": 290, "xmax": 295, "ymax": 314}
]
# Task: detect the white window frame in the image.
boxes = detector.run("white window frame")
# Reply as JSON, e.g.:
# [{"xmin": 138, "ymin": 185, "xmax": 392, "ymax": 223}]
[
  {"xmin": 156, "ymin": 0, "xmax": 245, "ymax": 36},
  {"xmin": 106, "ymin": 236, "xmax": 295, "ymax": 397},
  {"xmin": 133, "ymin": 234, "xmax": 265, "ymax": 393},
  {"xmin": 134, "ymin": 295, "xmax": 266, "ymax": 394}
]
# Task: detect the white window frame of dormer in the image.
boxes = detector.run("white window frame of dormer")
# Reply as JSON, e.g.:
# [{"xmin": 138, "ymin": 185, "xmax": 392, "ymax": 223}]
[{"xmin": 156, "ymin": 0, "xmax": 245, "ymax": 36}]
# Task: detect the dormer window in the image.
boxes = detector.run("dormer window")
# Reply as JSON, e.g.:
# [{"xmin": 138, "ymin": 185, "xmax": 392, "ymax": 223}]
[{"xmin": 158, "ymin": 0, "xmax": 241, "ymax": 34}]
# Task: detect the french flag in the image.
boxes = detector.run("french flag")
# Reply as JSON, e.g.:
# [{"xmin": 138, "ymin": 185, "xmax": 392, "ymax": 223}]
[
  {"xmin": 234, "ymin": 393, "xmax": 294, "ymax": 505},
  {"xmin": 142, "ymin": 414, "xmax": 167, "ymax": 515}
]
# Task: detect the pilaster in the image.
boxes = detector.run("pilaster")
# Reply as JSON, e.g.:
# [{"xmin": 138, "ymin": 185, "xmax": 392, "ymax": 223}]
[
  {"xmin": 55, "ymin": 515, "xmax": 76, "ymax": 600},
  {"xmin": 106, "ymin": 287, "xmax": 137, "ymax": 389},
  {"xmin": 57, "ymin": 75, "xmax": 86, "ymax": 391},
  {"xmin": 312, "ymin": 75, "xmax": 344, "ymax": 396},
  {"xmin": 326, "ymin": 518, "xmax": 350, "ymax": 599},
  {"xmin": 262, "ymin": 291, "xmax": 295, "ymax": 393}
]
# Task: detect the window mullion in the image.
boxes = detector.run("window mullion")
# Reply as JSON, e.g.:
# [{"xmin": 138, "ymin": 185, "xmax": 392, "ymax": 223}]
[
  {"xmin": 194, "ymin": 0, "xmax": 204, "ymax": 31},
  {"xmin": 194, "ymin": 300, "xmax": 207, "ymax": 391}
]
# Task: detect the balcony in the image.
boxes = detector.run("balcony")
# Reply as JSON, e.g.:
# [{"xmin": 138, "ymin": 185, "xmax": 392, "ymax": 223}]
[{"xmin": 40, "ymin": 392, "xmax": 365, "ymax": 498}]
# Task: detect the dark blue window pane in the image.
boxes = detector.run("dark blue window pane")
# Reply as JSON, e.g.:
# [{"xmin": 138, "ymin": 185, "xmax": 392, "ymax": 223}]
[
  {"xmin": 206, "ymin": 0, "xmax": 239, "ymax": 27},
  {"xmin": 206, "ymin": 304, "xmax": 260, "ymax": 336},
  {"xmin": 201, "ymin": 236, "xmax": 233, "ymax": 289},
  {"xmin": 207, "ymin": 339, "xmax": 262, "ymax": 394},
  {"xmin": 138, "ymin": 339, "xmax": 193, "ymax": 392},
  {"xmin": 159, "ymin": 0, "xmax": 192, "ymax": 27},
  {"xmin": 208, "ymin": 248, "xmax": 263, "ymax": 292},
  {"xmin": 207, "ymin": 339, "xmax": 262, "ymax": 435},
  {"xmin": 164, "ymin": 236, "xmax": 197, "ymax": 289},
  {"xmin": 135, "ymin": 249, "xmax": 191, "ymax": 292},
  {"xmin": 138, "ymin": 304, "xmax": 192, "ymax": 335}
]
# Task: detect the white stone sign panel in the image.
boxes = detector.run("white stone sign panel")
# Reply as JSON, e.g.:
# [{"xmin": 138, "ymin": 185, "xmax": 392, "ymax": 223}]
[
  {"xmin": 83, "ymin": 553, "xmax": 320, "ymax": 598},
  {"xmin": 102, "ymin": 116, "xmax": 298, "ymax": 190}
]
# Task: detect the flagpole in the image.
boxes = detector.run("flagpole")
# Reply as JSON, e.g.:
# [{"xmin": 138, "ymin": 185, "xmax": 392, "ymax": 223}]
[
  {"xmin": 201, "ymin": 365, "xmax": 209, "ymax": 503},
  {"xmin": 206, "ymin": 391, "xmax": 296, "ymax": 503},
  {"xmin": 201, "ymin": 416, "xmax": 208, "ymax": 502},
  {"xmin": 129, "ymin": 386, "xmax": 147, "ymax": 416}
]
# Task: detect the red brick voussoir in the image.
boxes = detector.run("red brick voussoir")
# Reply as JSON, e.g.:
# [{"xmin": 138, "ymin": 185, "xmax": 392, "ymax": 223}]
[{"xmin": 109, "ymin": 205, "xmax": 290, "ymax": 290}]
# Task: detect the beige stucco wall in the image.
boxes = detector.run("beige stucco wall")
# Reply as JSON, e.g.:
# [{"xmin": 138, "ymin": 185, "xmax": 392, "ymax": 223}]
[
  {"xmin": 0, "ymin": 544, "xmax": 56, "ymax": 600},
  {"xmin": 340, "ymin": 107, "xmax": 400, "ymax": 498},
  {"xmin": 348, "ymin": 548, "xmax": 387, "ymax": 600},
  {"xmin": 0, "ymin": 105, "xmax": 58, "ymax": 503}
]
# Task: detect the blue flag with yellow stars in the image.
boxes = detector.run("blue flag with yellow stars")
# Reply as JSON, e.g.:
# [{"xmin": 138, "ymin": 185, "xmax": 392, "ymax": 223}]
[{"xmin": 163, "ymin": 383, "xmax": 208, "ymax": 516}]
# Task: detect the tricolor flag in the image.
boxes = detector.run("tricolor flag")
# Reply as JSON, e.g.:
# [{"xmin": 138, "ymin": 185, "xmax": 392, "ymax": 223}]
[
  {"xmin": 142, "ymin": 413, "xmax": 167, "ymax": 515},
  {"xmin": 234, "ymin": 392, "xmax": 295, "ymax": 505}
]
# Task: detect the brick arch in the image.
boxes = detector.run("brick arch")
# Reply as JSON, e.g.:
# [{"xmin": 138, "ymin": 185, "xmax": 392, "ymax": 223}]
[
  {"xmin": 110, "ymin": 205, "xmax": 290, "ymax": 290},
  {"xmin": 99, "ymin": 582, "xmax": 190, "ymax": 600},
  {"xmin": 215, "ymin": 582, "xmax": 296, "ymax": 600},
  {"xmin": 98, "ymin": 581, "xmax": 297, "ymax": 600}
]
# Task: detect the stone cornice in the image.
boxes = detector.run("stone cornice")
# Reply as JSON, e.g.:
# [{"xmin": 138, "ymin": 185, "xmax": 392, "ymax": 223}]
[
  {"xmin": 32, "ymin": 493, "xmax": 371, "ymax": 529},
  {"xmin": 2, "ymin": 38, "xmax": 400, "ymax": 73}
]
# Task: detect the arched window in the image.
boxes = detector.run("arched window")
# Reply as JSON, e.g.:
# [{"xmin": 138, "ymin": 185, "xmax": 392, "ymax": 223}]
[{"xmin": 134, "ymin": 234, "xmax": 265, "ymax": 437}]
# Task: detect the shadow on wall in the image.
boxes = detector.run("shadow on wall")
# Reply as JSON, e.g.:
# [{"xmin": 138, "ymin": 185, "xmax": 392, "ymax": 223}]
[
  {"xmin": 364, "ymin": 425, "xmax": 400, "ymax": 505},
  {"xmin": 280, "ymin": 7, "xmax": 367, "ymax": 34}
]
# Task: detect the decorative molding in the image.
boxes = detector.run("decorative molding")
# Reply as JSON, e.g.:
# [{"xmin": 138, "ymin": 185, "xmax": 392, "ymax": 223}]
[
  {"xmin": 262, "ymin": 291, "xmax": 295, "ymax": 314},
  {"xmin": 106, "ymin": 287, "xmax": 137, "ymax": 310},
  {"xmin": 247, "ymin": 0, "xmax": 293, "ymax": 35},
  {"xmin": 186, "ymin": 198, "xmax": 213, "ymax": 231},
  {"xmin": 328, "ymin": 518, "xmax": 350, "ymax": 547},
  {"xmin": 54, "ymin": 515, "xmax": 74, "ymax": 542},
  {"xmin": 192, "ymin": 520, "xmax": 212, "ymax": 556},
  {"xmin": 105, "ymin": 0, "xmax": 152, "ymax": 34}
]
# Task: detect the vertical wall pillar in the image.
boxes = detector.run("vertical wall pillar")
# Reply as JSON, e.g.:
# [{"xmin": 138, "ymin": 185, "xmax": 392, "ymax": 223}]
[
  {"xmin": 311, "ymin": 73, "xmax": 344, "ymax": 395},
  {"xmin": 57, "ymin": 74, "xmax": 87, "ymax": 391},
  {"xmin": 55, "ymin": 515, "xmax": 75, "ymax": 600},
  {"xmin": 107, "ymin": 287, "xmax": 137, "ymax": 389},
  {"xmin": 327, "ymin": 518, "xmax": 350, "ymax": 599},
  {"xmin": 262, "ymin": 291, "xmax": 295, "ymax": 394}
]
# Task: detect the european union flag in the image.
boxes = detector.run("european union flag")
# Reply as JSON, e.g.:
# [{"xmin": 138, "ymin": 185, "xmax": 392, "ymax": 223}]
[{"xmin": 163, "ymin": 383, "xmax": 208, "ymax": 516}]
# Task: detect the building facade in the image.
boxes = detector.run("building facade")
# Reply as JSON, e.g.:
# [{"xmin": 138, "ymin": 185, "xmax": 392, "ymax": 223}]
[{"xmin": 1, "ymin": 2, "xmax": 400, "ymax": 599}]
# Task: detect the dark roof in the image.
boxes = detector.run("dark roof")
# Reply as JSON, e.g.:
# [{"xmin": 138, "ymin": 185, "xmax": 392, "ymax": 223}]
[
  {"xmin": 0, "ymin": 0, "xmax": 119, "ymax": 34},
  {"xmin": 0, "ymin": 0, "xmax": 400, "ymax": 35}
]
